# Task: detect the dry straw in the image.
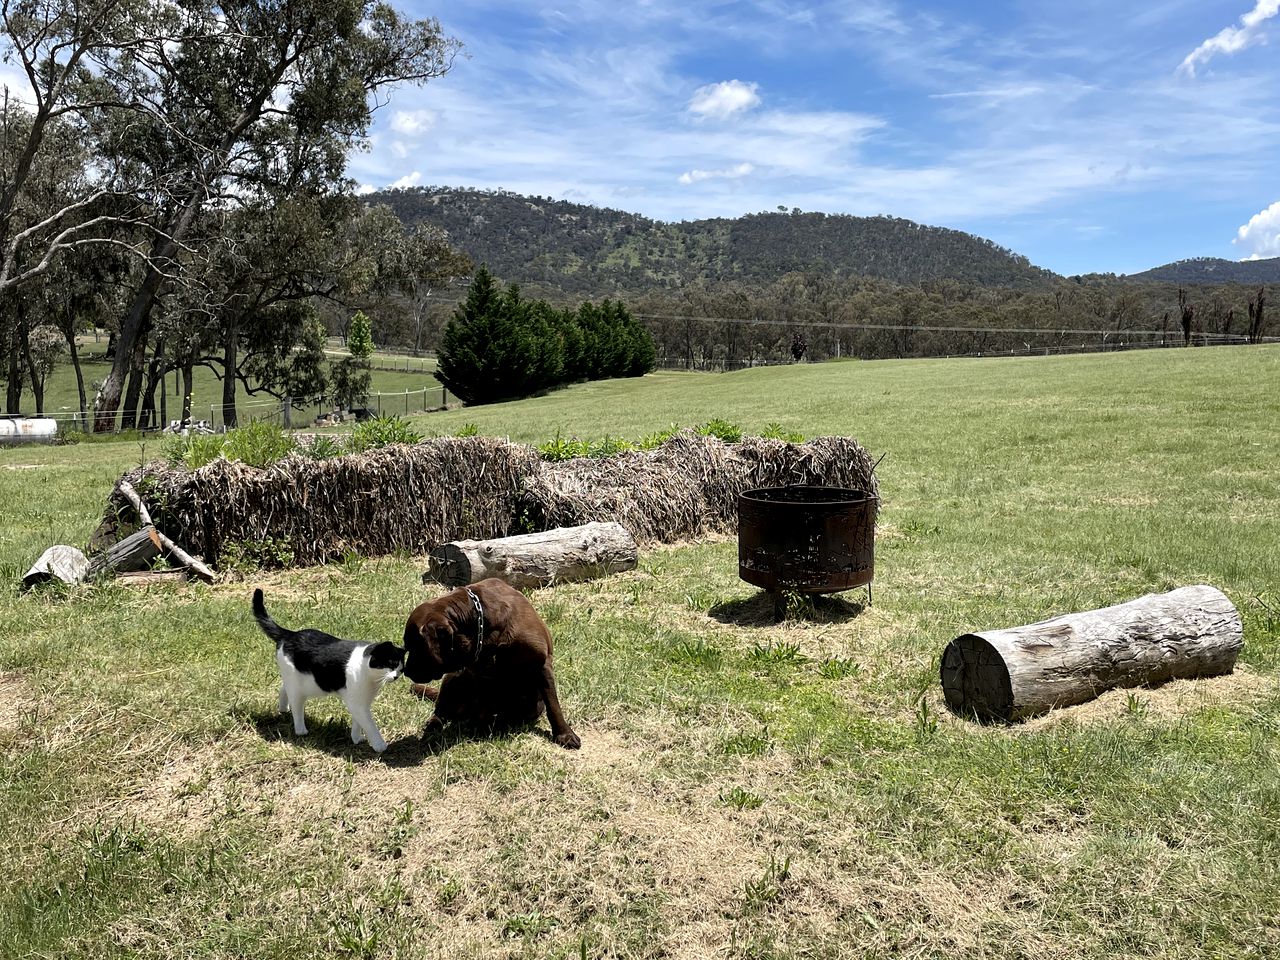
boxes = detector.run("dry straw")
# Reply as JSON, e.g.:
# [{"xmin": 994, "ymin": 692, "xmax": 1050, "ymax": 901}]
[
  {"xmin": 520, "ymin": 431, "xmax": 880, "ymax": 544},
  {"xmin": 94, "ymin": 431, "xmax": 879, "ymax": 567}
]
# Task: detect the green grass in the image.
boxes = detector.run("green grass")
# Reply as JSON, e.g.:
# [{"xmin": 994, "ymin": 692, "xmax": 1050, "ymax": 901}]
[{"xmin": 1, "ymin": 346, "xmax": 1279, "ymax": 958}]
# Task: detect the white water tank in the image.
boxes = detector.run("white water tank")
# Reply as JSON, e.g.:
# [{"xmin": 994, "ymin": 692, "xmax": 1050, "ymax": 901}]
[{"xmin": 0, "ymin": 417, "xmax": 58, "ymax": 445}]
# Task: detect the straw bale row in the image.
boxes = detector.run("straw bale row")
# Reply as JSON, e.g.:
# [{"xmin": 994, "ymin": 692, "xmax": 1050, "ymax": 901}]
[
  {"xmin": 94, "ymin": 431, "xmax": 878, "ymax": 568},
  {"xmin": 96, "ymin": 437, "xmax": 542, "ymax": 568},
  {"xmin": 519, "ymin": 432, "xmax": 880, "ymax": 544}
]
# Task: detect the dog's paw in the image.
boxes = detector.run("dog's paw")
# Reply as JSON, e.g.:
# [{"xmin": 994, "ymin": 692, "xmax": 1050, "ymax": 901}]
[
  {"xmin": 410, "ymin": 683, "xmax": 439, "ymax": 701},
  {"xmin": 370, "ymin": 740, "xmax": 388, "ymax": 753},
  {"xmin": 554, "ymin": 730, "xmax": 582, "ymax": 750}
]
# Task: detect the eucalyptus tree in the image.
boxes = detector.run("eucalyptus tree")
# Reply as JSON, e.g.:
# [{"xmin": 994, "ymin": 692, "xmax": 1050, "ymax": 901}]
[
  {"xmin": 0, "ymin": 100, "xmax": 128, "ymax": 413},
  {"xmin": 87, "ymin": 0, "xmax": 460, "ymax": 430},
  {"xmin": 0, "ymin": 0, "xmax": 154, "ymax": 296}
]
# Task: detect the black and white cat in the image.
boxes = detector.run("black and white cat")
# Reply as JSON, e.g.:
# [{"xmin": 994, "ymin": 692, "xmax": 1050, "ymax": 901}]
[{"xmin": 252, "ymin": 589, "xmax": 405, "ymax": 753}]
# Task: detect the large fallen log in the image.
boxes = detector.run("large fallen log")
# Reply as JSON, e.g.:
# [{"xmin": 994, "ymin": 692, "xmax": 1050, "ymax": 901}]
[
  {"xmin": 425, "ymin": 522, "xmax": 638, "ymax": 589},
  {"xmin": 940, "ymin": 585, "xmax": 1243, "ymax": 722}
]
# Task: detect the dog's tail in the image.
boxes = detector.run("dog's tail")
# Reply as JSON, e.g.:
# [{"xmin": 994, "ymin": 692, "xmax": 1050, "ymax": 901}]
[{"xmin": 252, "ymin": 588, "xmax": 288, "ymax": 645}]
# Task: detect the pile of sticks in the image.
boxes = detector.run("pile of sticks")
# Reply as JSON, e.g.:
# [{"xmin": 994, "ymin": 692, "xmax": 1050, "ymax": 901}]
[{"xmin": 22, "ymin": 480, "xmax": 216, "ymax": 590}]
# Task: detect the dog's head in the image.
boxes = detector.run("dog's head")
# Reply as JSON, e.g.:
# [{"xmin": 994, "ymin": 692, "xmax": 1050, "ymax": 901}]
[{"xmin": 402, "ymin": 604, "xmax": 456, "ymax": 684}]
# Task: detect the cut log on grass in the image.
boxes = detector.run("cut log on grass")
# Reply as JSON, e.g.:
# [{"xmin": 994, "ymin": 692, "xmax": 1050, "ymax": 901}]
[
  {"xmin": 86, "ymin": 526, "xmax": 163, "ymax": 581},
  {"xmin": 426, "ymin": 522, "xmax": 638, "ymax": 589},
  {"xmin": 22, "ymin": 545, "xmax": 89, "ymax": 588},
  {"xmin": 940, "ymin": 585, "xmax": 1243, "ymax": 723}
]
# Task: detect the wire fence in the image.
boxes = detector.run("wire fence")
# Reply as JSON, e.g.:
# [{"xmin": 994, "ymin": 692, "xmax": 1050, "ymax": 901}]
[
  {"xmin": 654, "ymin": 330, "xmax": 1275, "ymax": 371},
  {"xmin": 8, "ymin": 385, "xmax": 458, "ymax": 437},
  {"xmin": 207, "ymin": 386, "xmax": 456, "ymax": 432},
  {"xmin": 16, "ymin": 331, "xmax": 1276, "ymax": 434},
  {"xmin": 323, "ymin": 339, "xmax": 437, "ymax": 374}
]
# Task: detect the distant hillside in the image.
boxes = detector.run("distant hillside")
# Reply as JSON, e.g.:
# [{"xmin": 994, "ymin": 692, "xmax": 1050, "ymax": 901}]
[
  {"xmin": 1126, "ymin": 256, "xmax": 1280, "ymax": 285},
  {"xmin": 372, "ymin": 187, "xmax": 1055, "ymax": 295}
]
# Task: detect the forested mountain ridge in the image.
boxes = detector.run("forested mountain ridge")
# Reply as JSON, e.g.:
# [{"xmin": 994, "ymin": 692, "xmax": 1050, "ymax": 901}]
[
  {"xmin": 372, "ymin": 186, "xmax": 1056, "ymax": 294},
  {"xmin": 1125, "ymin": 256, "xmax": 1280, "ymax": 284}
]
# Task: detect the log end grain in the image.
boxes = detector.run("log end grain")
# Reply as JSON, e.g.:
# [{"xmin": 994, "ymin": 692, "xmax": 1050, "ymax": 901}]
[
  {"xmin": 426, "ymin": 543, "xmax": 473, "ymax": 588},
  {"xmin": 940, "ymin": 633, "xmax": 1014, "ymax": 722}
]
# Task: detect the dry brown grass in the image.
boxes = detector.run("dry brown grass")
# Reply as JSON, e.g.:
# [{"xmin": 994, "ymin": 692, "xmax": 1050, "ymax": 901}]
[{"xmin": 0, "ymin": 671, "xmax": 32, "ymax": 732}]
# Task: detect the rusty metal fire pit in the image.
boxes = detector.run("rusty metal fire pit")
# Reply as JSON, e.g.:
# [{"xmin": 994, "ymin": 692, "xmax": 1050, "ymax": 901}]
[{"xmin": 738, "ymin": 485, "xmax": 876, "ymax": 618}]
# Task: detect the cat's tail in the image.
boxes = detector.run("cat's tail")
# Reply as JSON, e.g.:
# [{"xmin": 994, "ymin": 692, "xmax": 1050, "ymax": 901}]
[{"xmin": 252, "ymin": 588, "xmax": 288, "ymax": 645}]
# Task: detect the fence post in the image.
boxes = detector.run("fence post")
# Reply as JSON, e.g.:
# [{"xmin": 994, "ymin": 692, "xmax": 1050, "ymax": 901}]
[
  {"xmin": 404, "ymin": 388, "xmax": 409, "ymax": 416},
  {"xmin": 283, "ymin": 397, "xmax": 292, "ymax": 430}
]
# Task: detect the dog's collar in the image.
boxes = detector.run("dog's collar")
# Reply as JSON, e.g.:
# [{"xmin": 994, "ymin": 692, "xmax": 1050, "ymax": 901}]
[{"xmin": 465, "ymin": 587, "xmax": 485, "ymax": 661}]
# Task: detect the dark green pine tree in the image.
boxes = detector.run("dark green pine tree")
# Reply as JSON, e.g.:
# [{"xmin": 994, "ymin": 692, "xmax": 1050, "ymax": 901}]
[
  {"xmin": 617, "ymin": 303, "xmax": 657, "ymax": 376},
  {"xmin": 435, "ymin": 265, "xmax": 501, "ymax": 404}
]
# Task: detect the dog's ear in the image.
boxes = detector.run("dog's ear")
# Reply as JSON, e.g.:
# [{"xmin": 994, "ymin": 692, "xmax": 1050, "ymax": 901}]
[{"xmin": 403, "ymin": 610, "xmax": 454, "ymax": 683}]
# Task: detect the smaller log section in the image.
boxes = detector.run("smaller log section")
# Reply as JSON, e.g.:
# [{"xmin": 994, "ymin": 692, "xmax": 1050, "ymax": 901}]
[
  {"xmin": 940, "ymin": 585, "xmax": 1243, "ymax": 722},
  {"xmin": 86, "ymin": 526, "xmax": 163, "ymax": 581},
  {"xmin": 426, "ymin": 522, "xmax": 638, "ymax": 589}
]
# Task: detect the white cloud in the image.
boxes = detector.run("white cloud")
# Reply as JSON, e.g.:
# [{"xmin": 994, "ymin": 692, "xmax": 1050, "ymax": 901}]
[
  {"xmin": 0, "ymin": 65, "xmax": 36, "ymax": 108},
  {"xmin": 388, "ymin": 171, "xmax": 422, "ymax": 189},
  {"xmin": 688, "ymin": 80, "xmax": 761, "ymax": 119},
  {"xmin": 930, "ymin": 84, "xmax": 1044, "ymax": 100},
  {"xmin": 1234, "ymin": 200, "xmax": 1280, "ymax": 259},
  {"xmin": 355, "ymin": 183, "xmax": 376, "ymax": 196},
  {"xmin": 678, "ymin": 162, "xmax": 755, "ymax": 184},
  {"xmin": 391, "ymin": 141, "xmax": 409, "ymax": 159},
  {"xmin": 391, "ymin": 109, "xmax": 437, "ymax": 135},
  {"xmin": 1179, "ymin": 0, "xmax": 1280, "ymax": 77}
]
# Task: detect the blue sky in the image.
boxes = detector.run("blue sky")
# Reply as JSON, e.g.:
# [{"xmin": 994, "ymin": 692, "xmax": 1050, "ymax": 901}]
[{"xmin": 350, "ymin": 1, "xmax": 1280, "ymax": 277}]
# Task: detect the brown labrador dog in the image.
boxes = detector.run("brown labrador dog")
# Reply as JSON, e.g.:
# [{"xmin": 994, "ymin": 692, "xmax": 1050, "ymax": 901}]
[{"xmin": 402, "ymin": 578, "xmax": 580, "ymax": 749}]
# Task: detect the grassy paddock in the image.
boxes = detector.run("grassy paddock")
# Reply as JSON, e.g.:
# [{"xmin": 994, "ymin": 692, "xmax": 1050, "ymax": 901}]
[{"xmin": 1, "ymin": 346, "xmax": 1278, "ymax": 958}]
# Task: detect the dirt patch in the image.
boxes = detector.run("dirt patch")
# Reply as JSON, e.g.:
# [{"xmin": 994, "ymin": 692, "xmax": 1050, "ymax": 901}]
[
  {"xmin": 108, "ymin": 715, "xmax": 1117, "ymax": 957},
  {"xmin": 0, "ymin": 672, "xmax": 33, "ymax": 731},
  {"xmin": 379, "ymin": 760, "xmax": 770, "ymax": 959}
]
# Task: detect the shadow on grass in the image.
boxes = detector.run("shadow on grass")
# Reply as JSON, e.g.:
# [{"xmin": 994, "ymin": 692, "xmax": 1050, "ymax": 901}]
[
  {"xmin": 238, "ymin": 706, "xmax": 551, "ymax": 765},
  {"xmin": 709, "ymin": 590, "xmax": 868, "ymax": 627}
]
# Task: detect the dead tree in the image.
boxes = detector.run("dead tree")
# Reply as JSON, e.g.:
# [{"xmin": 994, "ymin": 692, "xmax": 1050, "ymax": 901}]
[
  {"xmin": 1178, "ymin": 288, "xmax": 1194, "ymax": 346},
  {"xmin": 1248, "ymin": 287, "xmax": 1267, "ymax": 344}
]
